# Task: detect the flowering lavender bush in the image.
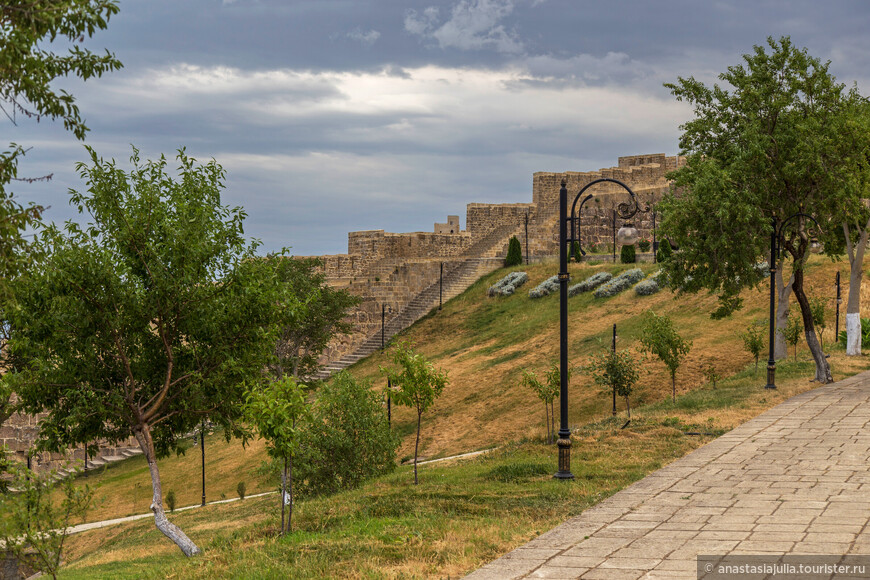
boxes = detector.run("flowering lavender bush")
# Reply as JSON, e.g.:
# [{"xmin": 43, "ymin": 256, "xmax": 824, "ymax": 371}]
[
  {"xmin": 568, "ymin": 271, "xmax": 612, "ymax": 297},
  {"xmin": 529, "ymin": 275, "xmax": 560, "ymax": 299},
  {"xmin": 634, "ymin": 279, "xmax": 660, "ymax": 296},
  {"xmin": 593, "ymin": 268, "xmax": 645, "ymax": 298},
  {"xmin": 487, "ymin": 271, "xmax": 529, "ymax": 297}
]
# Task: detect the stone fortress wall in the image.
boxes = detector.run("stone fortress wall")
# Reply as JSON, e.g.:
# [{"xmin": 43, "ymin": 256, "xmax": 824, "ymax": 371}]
[
  {"xmin": 313, "ymin": 153, "xmax": 684, "ymax": 367},
  {"xmin": 3, "ymin": 153, "xmax": 684, "ymax": 468}
]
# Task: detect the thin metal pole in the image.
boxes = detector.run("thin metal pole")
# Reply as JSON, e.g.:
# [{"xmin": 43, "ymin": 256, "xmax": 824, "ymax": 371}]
[
  {"xmin": 765, "ymin": 218, "xmax": 777, "ymax": 389},
  {"xmin": 525, "ymin": 212, "xmax": 531, "ymax": 264},
  {"xmin": 612, "ymin": 210, "xmax": 616, "ymax": 263},
  {"xmin": 201, "ymin": 424, "xmax": 206, "ymax": 507},
  {"xmin": 555, "ymin": 180, "xmax": 574, "ymax": 479},
  {"xmin": 439, "ymin": 262, "xmax": 443, "ymax": 310},
  {"xmin": 652, "ymin": 209, "xmax": 657, "ymax": 263},
  {"xmin": 612, "ymin": 324, "xmax": 617, "ymax": 416}
]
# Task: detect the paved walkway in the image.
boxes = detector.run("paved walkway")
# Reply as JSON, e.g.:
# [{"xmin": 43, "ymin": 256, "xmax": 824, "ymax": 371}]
[{"xmin": 466, "ymin": 371, "xmax": 870, "ymax": 579}]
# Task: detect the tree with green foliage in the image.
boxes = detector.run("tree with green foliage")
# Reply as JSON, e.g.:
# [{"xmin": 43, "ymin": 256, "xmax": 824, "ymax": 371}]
[
  {"xmin": 620, "ymin": 244, "xmax": 636, "ymax": 264},
  {"xmin": 7, "ymin": 148, "xmax": 290, "ymax": 557},
  {"xmin": 270, "ymin": 257, "xmax": 359, "ymax": 380},
  {"xmin": 295, "ymin": 371, "xmax": 399, "ymax": 497},
  {"xmin": 784, "ymin": 313, "xmax": 803, "ymax": 361},
  {"xmin": 639, "ymin": 312, "xmax": 691, "ymax": 402},
  {"xmin": 571, "ymin": 241, "xmax": 582, "ymax": 262},
  {"xmin": 520, "ymin": 366, "xmax": 562, "ymax": 444},
  {"xmin": 381, "ymin": 342, "xmax": 448, "ymax": 485},
  {"xmin": 505, "ymin": 236, "xmax": 522, "ymax": 267},
  {"xmin": 587, "ymin": 348, "xmax": 640, "ymax": 418},
  {"xmin": 741, "ymin": 323, "xmax": 766, "ymax": 375},
  {"xmin": 0, "ymin": 464, "xmax": 92, "ymax": 580},
  {"xmin": 0, "ymin": 0, "xmax": 122, "ymax": 458},
  {"xmin": 702, "ymin": 359, "xmax": 721, "ymax": 389},
  {"xmin": 809, "ymin": 296, "xmax": 828, "ymax": 350},
  {"xmin": 245, "ymin": 376, "xmax": 308, "ymax": 535},
  {"xmin": 660, "ymin": 37, "xmax": 869, "ymax": 384}
]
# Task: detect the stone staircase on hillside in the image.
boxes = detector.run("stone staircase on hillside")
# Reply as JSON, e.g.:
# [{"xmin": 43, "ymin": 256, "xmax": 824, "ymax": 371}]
[
  {"xmin": 311, "ymin": 224, "xmax": 523, "ymax": 381},
  {"xmin": 54, "ymin": 446, "xmax": 143, "ymax": 480}
]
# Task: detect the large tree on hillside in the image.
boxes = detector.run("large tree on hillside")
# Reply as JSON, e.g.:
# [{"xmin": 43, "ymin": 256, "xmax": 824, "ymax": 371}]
[
  {"xmin": 6, "ymin": 148, "xmax": 289, "ymax": 556},
  {"xmin": 826, "ymin": 101, "xmax": 870, "ymax": 356},
  {"xmin": 270, "ymin": 256, "xmax": 359, "ymax": 381},
  {"xmin": 0, "ymin": 0, "xmax": 122, "ymax": 436},
  {"xmin": 659, "ymin": 37, "xmax": 867, "ymax": 383}
]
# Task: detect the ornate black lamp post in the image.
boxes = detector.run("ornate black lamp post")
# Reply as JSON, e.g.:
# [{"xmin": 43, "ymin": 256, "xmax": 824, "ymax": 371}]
[
  {"xmin": 765, "ymin": 213, "xmax": 822, "ymax": 389},
  {"xmin": 556, "ymin": 178, "xmax": 646, "ymax": 479}
]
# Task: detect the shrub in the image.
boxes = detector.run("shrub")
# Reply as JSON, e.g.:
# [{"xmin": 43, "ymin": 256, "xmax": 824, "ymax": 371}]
[
  {"xmin": 166, "ymin": 490, "xmax": 177, "ymax": 513},
  {"xmin": 638, "ymin": 238, "xmax": 651, "ymax": 252},
  {"xmin": 568, "ymin": 271, "xmax": 612, "ymax": 296},
  {"xmin": 237, "ymin": 481, "xmax": 246, "ymax": 500},
  {"xmin": 839, "ymin": 317, "xmax": 870, "ymax": 346},
  {"xmin": 810, "ymin": 296, "xmax": 827, "ymax": 348},
  {"xmin": 571, "ymin": 241, "xmax": 582, "ymax": 262},
  {"xmin": 702, "ymin": 359, "xmax": 721, "ymax": 388},
  {"xmin": 487, "ymin": 271, "xmax": 528, "ymax": 297},
  {"xmin": 784, "ymin": 313, "xmax": 802, "ymax": 360},
  {"xmin": 505, "ymin": 236, "xmax": 522, "ymax": 267},
  {"xmin": 741, "ymin": 323, "xmax": 766, "ymax": 374},
  {"xmin": 296, "ymin": 371, "xmax": 400, "ymax": 497},
  {"xmin": 634, "ymin": 279, "xmax": 660, "ymax": 296},
  {"xmin": 529, "ymin": 275, "xmax": 560, "ymax": 299},
  {"xmin": 656, "ymin": 239, "xmax": 673, "ymax": 262},
  {"xmin": 586, "ymin": 347, "xmax": 640, "ymax": 417},
  {"xmin": 593, "ymin": 268, "xmax": 644, "ymax": 298},
  {"xmin": 620, "ymin": 245, "xmax": 636, "ymax": 264}
]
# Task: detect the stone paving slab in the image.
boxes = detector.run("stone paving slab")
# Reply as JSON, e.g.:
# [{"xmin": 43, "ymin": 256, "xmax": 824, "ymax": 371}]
[{"xmin": 465, "ymin": 372, "xmax": 870, "ymax": 579}]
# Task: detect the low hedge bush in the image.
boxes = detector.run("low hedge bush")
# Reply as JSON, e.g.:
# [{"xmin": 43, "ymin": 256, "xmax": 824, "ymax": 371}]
[
  {"xmin": 593, "ymin": 268, "xmax": 644, "ymax": 298},
  {"xmin": 529, "ymin": 275, "xmax": 559, "ymax": 299},
  {"xmin": 488, "ymin": 271, "xmax": 528, "ymax": 297},
  {"xmin": 634, "ymin": 278, "xmax": 660, "ymax": 296},
  {"xmin": 568, "ymin": 271, "xmax": 612, "ymax": 297}
]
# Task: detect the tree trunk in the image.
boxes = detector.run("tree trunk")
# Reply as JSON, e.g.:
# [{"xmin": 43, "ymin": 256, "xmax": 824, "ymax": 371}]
[
  {"xmin": 774, "ymin": 263, "xmax": 794, "ymax": 360},
  {"xmin": 550, "ymin": 400, "xmax": 555, "ymax": 444},
  {"xmin": 543, "ymin": 402, "xmax": 550, "ymax": 444},
  {"xmin": 414, "ymin": 410, "xmax": 421, "ymax": 485},
  {"xmin": 844, "ymin": 222, "xmax": 869, "ymax": 356},
  {"xmin": 133, "ymin": 425, "xmax": 201, "ymax": 557},
  {"xmin": 671, "ymin": 374, "xmax": 676, "ymax": 403},
  {"xmin": 792, "ymin": 267, "xmax": 833, "ymax": 383},
  {"xmin": 288, "ymin": 454, "xmax": 294, "ymax": 533},
  {"xmin": 281, "ymin": 457, "xmax": 287, "ymax": 534},
  {"xmin": 624, "ymin": 395, "xmax": 631, "ymax": 419}
]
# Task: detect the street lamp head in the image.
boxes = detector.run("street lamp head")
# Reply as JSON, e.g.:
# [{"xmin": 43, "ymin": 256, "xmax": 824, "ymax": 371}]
[
  {"xmin": 809, "ymin": 238, "xmax": 823, "ymax": 254},
  {"xmin": 616, "ymin": 223, "xmax": 639, "ymax": 246}
]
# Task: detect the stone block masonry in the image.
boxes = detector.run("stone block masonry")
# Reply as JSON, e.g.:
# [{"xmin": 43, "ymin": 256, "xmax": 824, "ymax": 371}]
[
  {"xmin": 312, "ymin": 154, "xmax": 684, "ymax": 370},
  {"xmin": 4, "ymin": 154, "xmax": 685, "ymax": 453}
]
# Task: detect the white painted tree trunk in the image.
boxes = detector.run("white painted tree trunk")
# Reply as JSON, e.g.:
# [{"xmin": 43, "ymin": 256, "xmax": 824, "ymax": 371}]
[
  {"xmin": 843, "ymin": 221, "xmax": 869, "ymax": 356},
  {"xmin": 847, "ymin": 312, "xmax": 861, "ymax": 356},
  {"xmin": 134, "ymin": 426, "xmax": 202, "ymax": 557}
]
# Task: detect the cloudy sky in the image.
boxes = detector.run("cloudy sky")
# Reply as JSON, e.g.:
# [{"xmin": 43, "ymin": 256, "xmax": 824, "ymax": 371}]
[{"xmin": 9, "ymin": 0, "xmax": 870, "ymax": 256}]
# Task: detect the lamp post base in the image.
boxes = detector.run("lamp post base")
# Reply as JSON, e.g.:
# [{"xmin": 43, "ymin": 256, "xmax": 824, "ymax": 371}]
[
  {"xmin": 554, "ymin": 436, "xmax": 574, "ymax": 480},
  {"xmin": 764, "ymin": 364, "xmax": 777, "ymax": 390}
]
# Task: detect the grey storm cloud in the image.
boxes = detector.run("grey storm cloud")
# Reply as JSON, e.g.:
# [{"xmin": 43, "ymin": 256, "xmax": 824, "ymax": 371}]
[
  {"xmin": 405, "ymin": 0, "xmax": 524, "ymax": 54},
  {"xmin": 8, "ymin": 0, "xmax": 870, "ymax": 256}
]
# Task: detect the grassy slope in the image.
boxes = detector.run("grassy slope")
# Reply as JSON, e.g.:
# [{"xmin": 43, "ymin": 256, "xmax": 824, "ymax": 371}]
[{"xmin": 55, "ymin": 255, "xmax": 870, "ymax": 578}]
